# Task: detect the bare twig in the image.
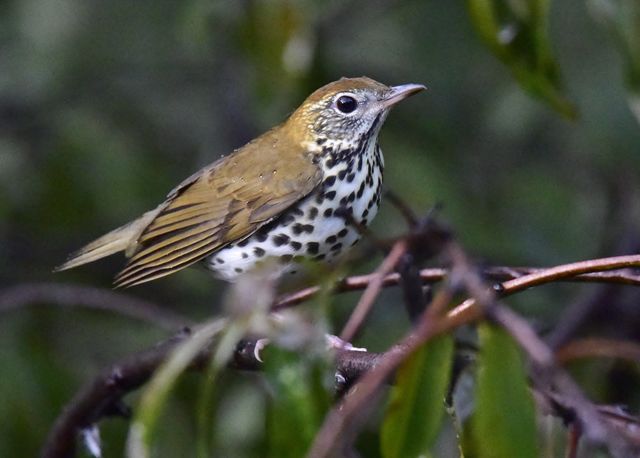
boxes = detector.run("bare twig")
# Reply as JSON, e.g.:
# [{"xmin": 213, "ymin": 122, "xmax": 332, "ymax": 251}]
[
  {"xmin": 307, "ymin": 251, "xmax": 640, "ymax": 458},
  {"xmin": 40, "ymin": 252, "xmax": 640, "ymax": 458},
  {"xmin": 556, "ymin": 338, "xmax": 640, "ymax": 364},
  {"xmin": 447, "ymin": 255, "xmax": 640, "ymax": 321},
  {"xmin": 447, "ymin": 244, "xmax": 640, "ymax": 456},
  {"xmin": 272, "ymin": 264, "xmax": 640, "ymax": 312},
  {"xmin": 40, "ymin": 326, "xmax": 381, "ymax": 458},
  {"xmin": 0, "ymin": 283, "xmax": 191, "ymax": 330},
  {"xmin": 385, "ymin": 189, "xmax": 419, "ymax": 226},
  {"xmin": 339, "ymin": 239, "xmax": 408, "ymax": 342},
  {"xmin": 307, "ymin": 269, "xmax": 467, "ymax": 458}
]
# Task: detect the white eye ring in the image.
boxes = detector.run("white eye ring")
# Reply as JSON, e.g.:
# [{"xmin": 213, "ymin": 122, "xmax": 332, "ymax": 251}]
[{"xmin": 333, "ymin": 93, "xmax": 359, "ymax": 115}]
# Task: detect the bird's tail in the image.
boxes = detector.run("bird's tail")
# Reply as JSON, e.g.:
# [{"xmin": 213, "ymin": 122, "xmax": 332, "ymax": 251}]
[{"xmin": 55, "ymin": 211, "xmax": 156, "ymax": 272}]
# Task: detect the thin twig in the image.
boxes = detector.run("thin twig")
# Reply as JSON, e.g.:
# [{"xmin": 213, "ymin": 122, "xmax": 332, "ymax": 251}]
[
  {"xmin": 0, "ymin": 283, "xmax": 191, "ymax": 330},
  {"xmin": 272, "ymin": 264, "xmax": 640, "ymax": 311},
  {"xmin": 307, "ymin": 252, "xmax": 640, "ymax": 458},
  {"xmin": 447, "ymin": 244, "xmax": 639, "ymax": 456},
  {"xmin": 339, "ymin": 239, "xmax": 408, "ymax": 342},
  {"xmin": 447, "ymin": 255, "xmax": 640, "ymax": 320},
  {"xmin": 385, "ymin": 189, "xmax": 419, "ymax": 226},
  {"xmin": 40, "ymin": 327, "xmax": 381, "ymax": 458},
  {"xmin": 556, "ymin": 338, "xmax": 640, "ymax": 364}
]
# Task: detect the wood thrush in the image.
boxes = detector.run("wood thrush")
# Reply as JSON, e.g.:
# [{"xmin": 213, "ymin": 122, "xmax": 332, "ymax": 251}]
[{"xmin": 56, "ymin": 77, "xmax": 425, "ymax": 287}]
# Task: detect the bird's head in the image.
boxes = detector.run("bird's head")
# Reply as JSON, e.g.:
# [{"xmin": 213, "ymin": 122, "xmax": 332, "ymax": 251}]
[{"xmin": 287, "ymin": 76, "xmax": 426, "ymax": 146}]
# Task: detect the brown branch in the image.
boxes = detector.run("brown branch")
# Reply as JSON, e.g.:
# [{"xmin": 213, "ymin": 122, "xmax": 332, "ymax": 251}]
[
  {"xmin": 41, "ymin": 253, "xmax": 640, "ymax": 457},
  {"xmin": 384, "ymin": 189, "xmax": 419, "ymax": 226},
  {"xmin": 307, "ymin": 274, "xmax": 471, "ymax": 457},
  {"xmin": 448, "ymin": 245, "xmax": 640, "ymax": 456},
  {"xmin": 307, "ymin": 250, "xmax": 640, "ymax": 458},
  {"xmin": 447, "ymin": 255, "xmax": 640, "ymax": 321},
  {"xmin": 339, "ymin": 239, "xmax": 408, "ymax": 342},
  {"xmin": 40, "ymin": 328, "xmax": 381, "ymax": 458},
  {"xmin": 272, "ymin": 264, "xmax": 640, "ymax": 311},
  {"xmin": 0, "ymin": 283, "xmax": 191, "ymax": 330},
  {"xmin": 556, "ymin": 338, "xmax": 640, "ymax": 364}
]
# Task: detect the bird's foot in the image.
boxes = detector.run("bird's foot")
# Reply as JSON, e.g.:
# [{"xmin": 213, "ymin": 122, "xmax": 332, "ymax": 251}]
[{"xmin": 325, "ymin": 334, "xmax": 367, "ymax": 352}]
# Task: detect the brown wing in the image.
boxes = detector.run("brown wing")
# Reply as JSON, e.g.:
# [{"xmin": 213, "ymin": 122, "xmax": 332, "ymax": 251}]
[{"xmin": 113, "ymin": 131, "xmax": 322, "ymax": 287}]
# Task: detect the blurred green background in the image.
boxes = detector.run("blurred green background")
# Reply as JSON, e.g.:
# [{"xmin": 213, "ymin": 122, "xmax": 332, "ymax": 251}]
[{"xmin": 1, "ymin": 0, "xmax": 640, "ymax": 456}]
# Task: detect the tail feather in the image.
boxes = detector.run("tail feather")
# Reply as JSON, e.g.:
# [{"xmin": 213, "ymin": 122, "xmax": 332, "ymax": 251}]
[{"xmin": 55, "ymin": 211, "xmax": 157, "ymax": 272}]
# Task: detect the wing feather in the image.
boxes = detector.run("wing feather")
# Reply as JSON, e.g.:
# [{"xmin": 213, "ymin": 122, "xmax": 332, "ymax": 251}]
[{"xmin": 113, "ymin": 129, "xmax": 322, "ymax": 287}]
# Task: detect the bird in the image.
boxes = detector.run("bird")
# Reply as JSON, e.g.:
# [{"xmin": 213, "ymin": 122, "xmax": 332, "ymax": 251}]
[{"xmin": 56, "ymin": 77, "xmax": 426, "ymax": 288}]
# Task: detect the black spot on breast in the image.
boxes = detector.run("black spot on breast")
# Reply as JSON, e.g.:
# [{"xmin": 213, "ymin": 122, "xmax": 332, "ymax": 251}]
[
  {"xmin": 356, "ymin": 182, "xmax": 365, "ymax": 198},
  {"xmin": 316, "ymin": 137, "xmax": 326, "ymax": 145},
  {"xmin": 331, "ymin": 243, "xmax": 343, "ymax": 251},
  {"xmin": 281, "ymin": 214, "xmax": 296, "ymax": 226},
  {"xmin": 216, "ymin": 258, "xmax": 224, "ymax": 264},
  {"xmin": 290, "ymin": 241, "xmax": 302, "ymax": 250},
  {"xmin": 306, "ymin": 242, "xmax": 319, "ymax": 254},
  {"xmin": 315, "ymin": 254, "xmax": 326, "ymax": 261},
  {"xmin": 323, "ymin": 208, "xmax": 333, "ymax": 217},
  {"xmin": 363, "ymin": 208, "xmax": 369, "ymax": 218},
  {"xmin": 272, "ymin": 234, "xmax": 290, "ymax": 246},
  {"xmin": 238, "ymin": 239, "xmax": 250, "ymax": 247},
  {"xmin": 325, "ymin": 190, "xmax": 336, "ymax": 201},
  {"xmin": 347, "ymin": 192, "xmax": 355, "ymax": 203},
  {"xmin": 334, "ymin": 206, "xmax": 352, "ymax": 219},
  {"xmin": 241, "ymin": 252, "xmax": 248, "ymax": 259},
  {"xmin": 346, "ymin": 173, "xmax": 355, "ymax": 183},
  {"xmin": 254, "ymin": 247, "xmax": 265, "ymax": 257},
  {"xmin": 292, "ymin": 223, "xmax": 314, "ymax": 235},
  {"xmin": 326, "ymin": 158, "xmax": 335, "ymax": 168},
  {"xmin": 338, "ymin": 228, "xmax": 348, "ymax": 238},
  {"xmin": 323, "ymin": 175, "xmax": 336, "ymax": 187},
  {"xmin": 293, "ymin": 208, "xmax": 304, "ymax": 216},
  {"xmin": 308, "ymin": 207, "xmax": 318, "ymax": 219},
  {"xmin": 338, "ymin": 170, "xmax": 347, "ymax": 180},
  {"xmin": 325, "ymin": 235, "xmax": 337, "ymax": 244},
  {"xmin": 255, "ymin": 231, "xmax": 268, "ymax": 242},
  {"xmin": 235, "ymin": 267, "xmax": 243, "ymax": 273}
]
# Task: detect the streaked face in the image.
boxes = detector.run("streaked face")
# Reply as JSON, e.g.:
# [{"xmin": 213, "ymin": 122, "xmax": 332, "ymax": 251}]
[{"xmin": 291, "ymin": 77, "xmax": 426, "ymax": 144}]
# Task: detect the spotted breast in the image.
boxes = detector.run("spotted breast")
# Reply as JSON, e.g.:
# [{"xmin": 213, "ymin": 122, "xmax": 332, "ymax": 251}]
[{"xmin": 206, "ymin": 138, "xmax": 384, "ymax": 280}]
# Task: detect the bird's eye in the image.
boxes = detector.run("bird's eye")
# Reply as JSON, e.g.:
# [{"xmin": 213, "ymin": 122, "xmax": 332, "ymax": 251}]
[{"xmin": 335, "ymin": 95, "xmax": 358, "ymax": 114}]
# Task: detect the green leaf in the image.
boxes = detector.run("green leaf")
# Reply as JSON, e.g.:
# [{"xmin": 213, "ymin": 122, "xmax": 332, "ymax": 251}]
[
  {"xmin": 467, "ymin": 0, "xmax": 577, "ymax": 118},
  {"xmin": 381, "ymin": 335, "xmax": 454, "ymax": 458},
  {"xmin": 588, "ymin": 0, "xmax": 640, "ymax": 124},
  {"xmin": 472, "ymin": 323, "xmax": 538, "ymax": 458},
  {"xmin": 126, "ymin": 319, "xmax": 227, "ymax": 458},
  {"xmin": 264, "ymin": 345, "xmax": 331, "ymax": 458}
]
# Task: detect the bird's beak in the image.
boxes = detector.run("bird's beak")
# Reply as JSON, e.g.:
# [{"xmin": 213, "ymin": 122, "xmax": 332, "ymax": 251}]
[{"xmin": 382, "ymin": 83, "xmax": 427, "ymax": 108}]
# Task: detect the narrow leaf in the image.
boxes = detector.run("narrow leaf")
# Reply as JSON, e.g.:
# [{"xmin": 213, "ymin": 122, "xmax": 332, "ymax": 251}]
[
  {"xmin": 126, "ymin": 319, "xmax": 227, "ymax": 458},
  {"xmin": 467, "ymin": 0, "xmax": 577, "ymax": 118},
  {"xmin": 264, "ymin": 345, "xmax": 331, "ymax": 458},
  {"xmin": 381, "ymin": 335, "xmax": 454, "ymax": 458},
  {"xmin": 589, "ymin": 0, "xmax": 640, "ymax": 124},
  {"xmin": 472, "ymin": 323, "xmax": 538, "ymax": 458}
]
